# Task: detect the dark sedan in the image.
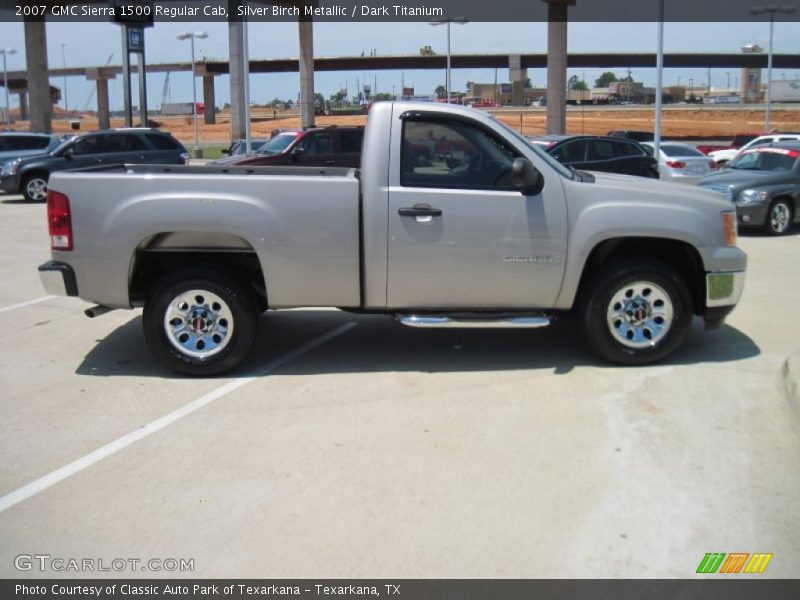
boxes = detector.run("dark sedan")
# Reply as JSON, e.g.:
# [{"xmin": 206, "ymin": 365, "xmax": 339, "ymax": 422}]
[
  {"xmin": 698, "ymin": 143, "xmax": 800, "ymax": 235},
  {"xmin": 529, "ymin": 135, "xmax": 659, "ymax": 178}
]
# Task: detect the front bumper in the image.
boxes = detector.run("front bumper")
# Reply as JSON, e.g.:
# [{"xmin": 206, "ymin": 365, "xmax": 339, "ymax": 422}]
[
  {"xmin": 0, "ymin": 173, "xmax": 21, "ymax": 194},
  {"xmin": 735, "ymin": 202, "xmax": 768, "ymax": 227},
  {"xmin": 38, "ymin": 261, "xmax": 78, "ymax": 297}
]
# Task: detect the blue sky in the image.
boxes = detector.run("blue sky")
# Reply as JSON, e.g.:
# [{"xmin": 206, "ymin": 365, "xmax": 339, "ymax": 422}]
[{"xmin": 0, "ymin": 20, "xmax": 798, "ymax": 111}]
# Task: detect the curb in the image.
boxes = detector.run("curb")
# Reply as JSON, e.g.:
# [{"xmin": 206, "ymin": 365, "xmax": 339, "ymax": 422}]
[{"xmin": 781, "ymin": 351, "xmax": 800, "ymax": 422}]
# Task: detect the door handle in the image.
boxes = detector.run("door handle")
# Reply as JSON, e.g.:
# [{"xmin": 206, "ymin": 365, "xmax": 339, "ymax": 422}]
[
  {"xmin": 398, "ymin": 204, "xmax": 443, "ymax": 217},
  {"xmin": 325, "ymin": 160, "xmax": 335, "ymax": 165}
]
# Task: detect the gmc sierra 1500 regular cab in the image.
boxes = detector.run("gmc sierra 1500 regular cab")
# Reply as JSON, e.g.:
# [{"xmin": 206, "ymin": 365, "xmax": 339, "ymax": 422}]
[{"xmin": 38, "ymin": 102, "xmax": 746, "ymax": 375}]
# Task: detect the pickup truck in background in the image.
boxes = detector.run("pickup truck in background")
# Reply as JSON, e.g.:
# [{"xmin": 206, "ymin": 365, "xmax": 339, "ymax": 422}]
[
  {"xmin": 38, "ymin": 102, "xmax": 747, "ymax": 375},
  {"xmin": 696, "ymin": 133, "xmax": 762, "ymax": 157}
]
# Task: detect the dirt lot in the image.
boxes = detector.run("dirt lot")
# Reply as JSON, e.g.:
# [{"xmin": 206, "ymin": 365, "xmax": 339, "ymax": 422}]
[{"xmin": 26, "ymin": 106, "xmax": 800, "ymax": 145}]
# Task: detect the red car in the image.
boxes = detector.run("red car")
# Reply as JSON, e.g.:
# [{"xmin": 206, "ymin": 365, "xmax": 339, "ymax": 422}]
[{"xmin": 209, "ymin": 126, "xmax": 364, "ymax": 168}]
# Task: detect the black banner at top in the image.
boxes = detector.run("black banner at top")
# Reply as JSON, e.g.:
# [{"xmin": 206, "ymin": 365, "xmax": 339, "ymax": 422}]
[{"xmin": 1, "ymin": 0, "xmax": 799, "ymax": 22}]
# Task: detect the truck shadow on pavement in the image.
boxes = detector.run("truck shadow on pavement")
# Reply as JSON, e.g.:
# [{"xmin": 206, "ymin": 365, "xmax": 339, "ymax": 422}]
[{"xmin": 75, "ymin": 309, "xmax": 761, "ymax": 379}]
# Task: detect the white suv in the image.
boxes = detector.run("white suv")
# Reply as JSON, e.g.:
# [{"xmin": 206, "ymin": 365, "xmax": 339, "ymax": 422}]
[{"xmin": 709, "ymin": 133, "xmax": 800, "ymax": 165}]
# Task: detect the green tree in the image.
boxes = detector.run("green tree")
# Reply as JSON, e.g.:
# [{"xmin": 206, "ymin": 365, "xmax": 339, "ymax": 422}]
[
  {"xmin": 568, "ymin": 75, "xmax": 588, "ymax": 90},
  {"xmin": 435, "ymin": 85, "xmax": 447, "ymax": 98},
  {"xmin": 595, "ymin": 71, "xmax": 618, "ymax": 88}
]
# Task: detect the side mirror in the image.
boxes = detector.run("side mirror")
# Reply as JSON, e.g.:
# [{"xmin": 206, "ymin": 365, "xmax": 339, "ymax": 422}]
[
  {"xmin": 221, "ymin": 148, "xmax": 230, "ymax": 155},
  {"xmin": 63, "ymin": 147, "xmax": 74, "ymax": 159},
  {"xmin": 290, "ymin": 146, "xmax": 305, "ymax": 160},
  {"xmin": 511, "ymin": 157, "xmax": 543, "ymax": 196}
]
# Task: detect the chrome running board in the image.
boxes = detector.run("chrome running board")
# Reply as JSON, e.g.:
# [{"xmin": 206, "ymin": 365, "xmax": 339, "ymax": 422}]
[{"xmin": 396, "ymin": 314, "xmax": 550, "ymax": 329}]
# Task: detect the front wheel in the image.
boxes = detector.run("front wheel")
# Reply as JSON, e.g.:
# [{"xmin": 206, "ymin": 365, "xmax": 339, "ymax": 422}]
[
  {"xmin": 764, "ymin": 199, "xmax": 793, "ymax": 236},
  {"xmin": 581, "ymin": 260, "xmax": 693, "ymax": 365},
  {"xmin": 143, "ymin": 269, "xmax": 257, "ymax": 376},
  {"xmin": 22, "ymin": 173, "xmax": 49, "ymax": 202}
]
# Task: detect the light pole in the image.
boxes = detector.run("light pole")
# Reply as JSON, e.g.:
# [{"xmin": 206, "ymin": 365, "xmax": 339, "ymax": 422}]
[
  {"xmin": 726, "ymin": 71, "xmax": 731, "ymax": 94},
  {"xmin": 749, "ymin": 4, "xmax": 796, "ymax": 131},
  {"xmin": 430, "ymin": 16, "xmax": 467, "ymax": 104},
  {"xmin": 689, "ymin": 78, "xmax": 694, "ymax": 102},
  {"xmin": 61, "ymin": 43, "xmax": 68, "ymax": 115},
  {"xmin": 177, "ymin": 31, "xmax": 208, "ymax": 157},
  {"xmin": 0, "ymin": 48, "xmax": 16, "ymax": 127}
]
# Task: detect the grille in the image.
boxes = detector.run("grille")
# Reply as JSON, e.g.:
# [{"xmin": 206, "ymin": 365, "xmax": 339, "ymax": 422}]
[{"xmin": 704, "ymin": 184, "xmax": 733, "ymax": 203}]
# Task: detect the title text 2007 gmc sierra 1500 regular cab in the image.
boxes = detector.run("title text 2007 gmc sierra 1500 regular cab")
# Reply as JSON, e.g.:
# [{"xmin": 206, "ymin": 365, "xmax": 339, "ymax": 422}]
[{"xmin": 38, "ymin": 102, "xmax": 746, "ymax": 375}]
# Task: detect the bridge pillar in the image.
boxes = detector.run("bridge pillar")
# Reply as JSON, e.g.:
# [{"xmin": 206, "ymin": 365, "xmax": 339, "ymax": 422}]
[
  {"xmin": 23, "ymin": 17, "xmax": 51, "ymax": 132},
  {"xmin": 87, "ymin": 68, "xmax": 115, "ymax": 130},
  {"xmin": 543, "ymin": 0, "xmax": 574, "ymax": 134},
  {"xmin": 228, "ymin": 18, "xmax": 247, "ymax": 140},
  {"xmin": 18, "ymin": 91, "xmax": 29, "ymax": 121},
  {"xmin": 202, "ymin": 74, "xmax": 216, "ymax": 125},
  {"xmin": 298, "ymin": 17, "xmax": 315, "ymax": 128}
]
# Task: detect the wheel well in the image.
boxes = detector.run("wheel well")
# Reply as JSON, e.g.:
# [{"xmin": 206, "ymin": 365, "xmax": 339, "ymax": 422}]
[
  {"xmin": 577, "ymin": 237, "xmax": 706, "ymax": 315},
  {"xmin": 22, "ymin": 169, "xmax": 49, "ymax": 182},
  {"xmin": 129, "ymin": 242, "xmax": 267, "ymax": 311}
]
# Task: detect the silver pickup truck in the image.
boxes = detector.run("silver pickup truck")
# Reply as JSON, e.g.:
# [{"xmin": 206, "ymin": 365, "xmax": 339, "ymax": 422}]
[{"xmin": 39, "ymin": 102, "xmax": 746, "ymax": 375}]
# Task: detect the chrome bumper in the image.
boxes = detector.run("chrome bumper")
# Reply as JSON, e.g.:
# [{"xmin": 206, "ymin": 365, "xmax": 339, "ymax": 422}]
[
  {"xmin": 38, "ymin": 261, "xmax": 78, "ymax": 297},
  {"xmin": 706, "ymin": 271, "xmax": 745, "ymax": 308}
]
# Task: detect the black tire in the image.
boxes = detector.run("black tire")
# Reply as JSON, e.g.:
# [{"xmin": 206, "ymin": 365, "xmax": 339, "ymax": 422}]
[
  {"xmin": 21, "ymin": 173, "xmax": 49, "ymax": 203},
  {"xmin": 581, "ymin": 259, "xmax": 693, "ymax": 365},
  {"xmin": 143, "ymin": 268, "xmax": 258, "ymax": 376},
  {"xmin": 763, "ymin": 198, "xmax": 794, "ymax": 236}
]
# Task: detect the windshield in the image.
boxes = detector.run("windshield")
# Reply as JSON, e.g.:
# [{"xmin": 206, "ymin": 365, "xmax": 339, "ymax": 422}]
[
  {"xmin": 490, "ymin": 116, "xmax": 574, "ymax": 179},
  {"xmin": 258, "ymin": 133, "xmax": 299, "ymax": 155},
  {"xmin": 728, "ymin": 148, "xmax": 799, "ymax": 171}
]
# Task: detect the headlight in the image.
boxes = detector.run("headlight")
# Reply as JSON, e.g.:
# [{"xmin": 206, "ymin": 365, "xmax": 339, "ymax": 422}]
[
  {"xmin": 739, "ymin": 189, "xmax": 768, "ymax": 204},
  {"xmin": 1, "ymin": 159, "xmax": 20, "ymax": 177},
  {"xmin": 722, "ymin": 211, "xmax": 737, "ymax": 247}
]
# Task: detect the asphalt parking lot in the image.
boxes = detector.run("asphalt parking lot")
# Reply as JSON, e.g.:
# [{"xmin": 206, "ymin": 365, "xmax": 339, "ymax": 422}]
[{"xmin": 0, "ymin": 194, "xmax": 798, "ymax": 579}]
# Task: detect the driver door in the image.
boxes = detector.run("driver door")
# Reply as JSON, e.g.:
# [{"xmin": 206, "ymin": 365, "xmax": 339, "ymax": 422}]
[{"xmin": 386, "ymin": 115, "xmax": 567, "ymax": 309}]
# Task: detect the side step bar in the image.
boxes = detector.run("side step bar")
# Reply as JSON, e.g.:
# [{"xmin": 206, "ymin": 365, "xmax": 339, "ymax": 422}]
[{"xmin": 396, "ymin": 315, "xmax": 550, "ymax": 329}]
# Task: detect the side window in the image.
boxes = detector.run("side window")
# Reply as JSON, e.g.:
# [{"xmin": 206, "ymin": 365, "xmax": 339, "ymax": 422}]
[
  {"xmin": 106, "ymin": 134, "xmax": 147, "ymax": 153},
  {"xmin": 339, "ymin": 130, "xmax": 363, "ymax": 153},
  {"xmin": 589, "ymin": 140, "xmax": 616, "ymax": 161},
  {"xmin": 400, "ymin": 118, "xmax": 519, "ymax": 190},
  {"xmin": 749, "ymin": 138, "xmax": 772, "ymax": 147},
  {"xmin": 73, "ymin": 136, "xmax": 103, "ymax": 155},
  {"xmin": 146, "ymin": 133, "xmax": 182, "ymax": 150},
  {"xmin": 616, "ymin": 142, "xmax": 644, "ymax": 157},
  {"xmin": 552, "ymin": 140, "xmax": 587, "ymax": 163},
  {"xmin": 298, "ymin": 132, "xmax": 334, "ymax": 156}
]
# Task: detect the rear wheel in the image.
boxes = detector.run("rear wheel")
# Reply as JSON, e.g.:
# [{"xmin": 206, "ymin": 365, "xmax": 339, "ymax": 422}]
[
  {"xmin": 22, "ymin": 173, "xmax": 48, "ymax": 202},
  {"xmin": 143, "ymin": 269, "xmax": 257, "ymax": 376},
  {"xmin": 764, "ymin": 199, "xmax": 793, "ymax": 236},
  {"xmin": 581, "ymin": 260, "xmax": 693, "ymax": 365}
]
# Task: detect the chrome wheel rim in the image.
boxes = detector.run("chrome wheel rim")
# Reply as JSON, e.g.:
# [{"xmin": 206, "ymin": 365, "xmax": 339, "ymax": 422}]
[
  {"xmin": 163, "ymin": 289, "xmax": 234, "ymax": 358},
  {"xmin": 606, "ymin": 280, "xmax": 673, "ymax": 349},
  {"xmin": 770, "ymin": 203, "xmax": 790, "ymax": 234},
  {"xmin": 26, "ymin": 178, "xmax": 47, "ymax": 201}
]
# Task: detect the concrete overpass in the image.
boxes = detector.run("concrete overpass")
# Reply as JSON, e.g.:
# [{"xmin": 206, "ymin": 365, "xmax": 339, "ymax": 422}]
[{"xmin": 5, "ymin": 52, "xmax": 798, "ymax": 127}]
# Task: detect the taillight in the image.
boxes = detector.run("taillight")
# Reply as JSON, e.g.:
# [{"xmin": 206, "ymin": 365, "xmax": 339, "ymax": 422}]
[
  {"xmin": 665, "ymin": 160, "xmax": 686, "ymax": 169},
  {"xmin": 47, "ymin": 189, "xmax": 73, "ymax": 251},
  {"xmin": 708, "ymin": 160, "xmax": 717, "ymax": 170}
]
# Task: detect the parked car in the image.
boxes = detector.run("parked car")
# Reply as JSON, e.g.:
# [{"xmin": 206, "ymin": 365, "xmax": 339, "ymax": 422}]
[
  {"xmin": 607, "ymin": 130, "xmax": 654, "ymax": 142},
  {"xmin": 696, "ymin": 132, "xmax": 762, "ymax": 156},
  {"xmin": 0, "ymin": 129, "xmax": 187, "ymax": 202},
  {"xmin": 38, "ymin": 102, "xmax": 745, "ymax": 375},
  {"xmin": 708, "ymin": 133, "xmax": 800, "ymax": 166},
  {"xmin": 530, "ymin": 135, "xmax": 659, "ymax": 178},
  {"xmin": 641, "ymin": 142, "xmax": 717, "ymax": 184},
  {"xmin": 0, "ymin": 132, "xmax": 61, "ymax": 164},
  {"xmin": 698, "ymin": 142, "xmax": 800, "ymax": 235},
  {"xmin": 221, "ymin": 138, "xmax": 270, "ymax": 156},
  {"xmin": 209, "ymin": 126, "xmax": 363, "ymax": 169}
]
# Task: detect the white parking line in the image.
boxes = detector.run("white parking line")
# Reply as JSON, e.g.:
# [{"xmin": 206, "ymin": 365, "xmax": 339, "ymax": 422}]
[
  {"xmin": 0, "ymin": 321, "xmax": 358, "ymax": 513},
  {"xmin": 0, "ymin": 295, "xmax": 56, "ymax": 314}
]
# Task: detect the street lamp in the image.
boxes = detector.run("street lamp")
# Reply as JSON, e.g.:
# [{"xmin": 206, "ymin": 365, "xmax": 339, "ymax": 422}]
[
  {"xmin": 749, "ymin": 4, "xmax": 796, "ymax": 131},
  {"xmin": 0, "ymin": 47, "xmax": 17, "ymax": 128},
  {"xmin": 689, "ymin": 78, "xmax": 694, "ymax": 101},
  {"xmin": 177, "ymin": 31, "xmax": 208, "ymax": 156},
  {"xmin": 726, "ymin": 71, "xmax": 731, "ymax": 94},
  {"xmin": 430, "ymin": 16, "xmax": 467, "ymax": 104},
  {"xmin": 61, "ymin": 43, "xmax": 68, "ymax": 115}
]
